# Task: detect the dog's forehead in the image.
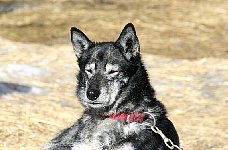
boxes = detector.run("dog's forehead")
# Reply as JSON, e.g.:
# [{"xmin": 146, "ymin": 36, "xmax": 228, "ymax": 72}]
[{"xmin": 89, "ymin": 42, "xmax": 125, "ymax": 63}]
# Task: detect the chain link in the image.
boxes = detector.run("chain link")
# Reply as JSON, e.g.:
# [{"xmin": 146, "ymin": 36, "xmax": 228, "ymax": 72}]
[{"xmin": 144, "ymin": 112, "xmax": 183, "ymax": 150}]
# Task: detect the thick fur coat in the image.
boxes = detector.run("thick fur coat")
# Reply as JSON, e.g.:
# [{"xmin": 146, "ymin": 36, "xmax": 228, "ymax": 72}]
[{"xmin": 43, "ymin": 23, "xmax": 179, "ymax": 150}]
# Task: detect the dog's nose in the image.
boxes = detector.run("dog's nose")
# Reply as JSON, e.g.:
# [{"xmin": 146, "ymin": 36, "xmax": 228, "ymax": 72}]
[{"xmin": 86, "ymin": 89, "xmax": 100, "ymax": 100}]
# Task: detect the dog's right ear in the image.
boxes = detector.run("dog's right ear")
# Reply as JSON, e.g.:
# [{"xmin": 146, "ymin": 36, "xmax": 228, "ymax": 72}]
[
  {"xmin": 115, "ymin": 23, "xmax": 140, "ymax": 62},
  {"xmin": 71, "ymin": 27, "xmax": 91, "ymax": 59}
]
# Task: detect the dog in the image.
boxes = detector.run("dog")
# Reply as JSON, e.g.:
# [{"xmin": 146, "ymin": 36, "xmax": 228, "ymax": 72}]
[{"xmin": 43, "ymin": 23, "xmax": 180, "ymax": 150}]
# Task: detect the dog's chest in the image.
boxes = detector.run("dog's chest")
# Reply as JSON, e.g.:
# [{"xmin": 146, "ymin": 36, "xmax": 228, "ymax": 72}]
[
  {"xmin": 73, "ymin": 117, "xmax": 137, "ymax": 150},
  {"xmin": 79, "ymin": 117, "xmax": 122, "ymax": 139}
]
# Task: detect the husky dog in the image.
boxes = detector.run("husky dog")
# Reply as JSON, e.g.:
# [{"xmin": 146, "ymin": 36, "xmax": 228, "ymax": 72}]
[{"xmin": 44, "ymin": 23, "xmax": 179, "ymax": 150}]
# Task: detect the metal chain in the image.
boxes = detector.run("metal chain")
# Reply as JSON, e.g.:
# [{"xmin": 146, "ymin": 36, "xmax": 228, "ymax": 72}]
[{"xmin": 144, "ymin": 112, "xmax": 183, "ymax": 150}]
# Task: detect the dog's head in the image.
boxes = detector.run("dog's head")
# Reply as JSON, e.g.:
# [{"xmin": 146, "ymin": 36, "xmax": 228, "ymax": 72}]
[{"xmin": 71, "ymin": 23, "xmax": 141, "ymax": 112}]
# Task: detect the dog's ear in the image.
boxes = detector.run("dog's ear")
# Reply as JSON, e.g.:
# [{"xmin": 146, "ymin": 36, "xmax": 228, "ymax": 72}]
[
  {"xmin": 71, "ymin": 27, "xmax": 91, "ymax": 59},
  {"xmin": 115, "ymin": 23, "xmax": 140, "ymax": 61}
]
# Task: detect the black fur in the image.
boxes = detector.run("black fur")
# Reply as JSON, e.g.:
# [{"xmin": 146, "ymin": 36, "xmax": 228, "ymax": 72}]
[{"xmin": 43, "ymin": 23, "xmax": 180, "ymax": 150}]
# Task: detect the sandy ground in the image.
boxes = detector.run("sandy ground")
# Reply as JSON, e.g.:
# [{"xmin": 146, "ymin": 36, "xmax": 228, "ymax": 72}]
[{"xmin": 0, "ymin": 0, "xmax": 228, "ymax": 150}]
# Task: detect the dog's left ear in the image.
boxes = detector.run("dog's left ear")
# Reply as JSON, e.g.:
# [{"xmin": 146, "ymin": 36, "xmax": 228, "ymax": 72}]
[
  {"xmin": 115, "ymin": 23, "xmax": 140, "ymax": 61},
  {"xmin": 71, "ymin": 27, "xmax": 92, "ymax": 59}
]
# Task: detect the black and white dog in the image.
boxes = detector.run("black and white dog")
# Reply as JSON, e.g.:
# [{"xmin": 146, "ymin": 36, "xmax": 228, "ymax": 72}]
[{"xmin": 44, "ymin": 23, "xmax": 180, "ymax": 150}]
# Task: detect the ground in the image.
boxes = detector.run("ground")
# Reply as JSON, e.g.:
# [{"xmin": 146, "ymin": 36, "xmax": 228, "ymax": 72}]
[{"xmin": 0, "ymin": 0, "xmax": 227, "ymax": 150}]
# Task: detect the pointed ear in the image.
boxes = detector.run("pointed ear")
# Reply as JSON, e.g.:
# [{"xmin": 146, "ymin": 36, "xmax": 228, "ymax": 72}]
[
  {"xmin": 115, "ymin": 23, "xmax": 140, "ymax": 61},
  {"xmin": 71, "ymin": 27, "xmax": 92, "ymax": 59}
]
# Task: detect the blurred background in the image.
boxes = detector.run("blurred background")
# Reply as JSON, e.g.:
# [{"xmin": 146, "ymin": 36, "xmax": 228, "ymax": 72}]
[{"xmin": 0, "ymin": 0, "xmax": 227, "ymax": 149}]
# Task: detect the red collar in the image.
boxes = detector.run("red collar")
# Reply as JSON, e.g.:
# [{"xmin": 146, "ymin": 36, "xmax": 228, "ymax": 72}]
[{"xmin": 103, "ymin": 113, "xmax": 146, "ymax": 123}]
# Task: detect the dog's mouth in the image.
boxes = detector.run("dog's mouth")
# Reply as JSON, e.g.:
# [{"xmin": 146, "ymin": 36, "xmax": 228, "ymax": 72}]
[
  {"xmin": 87, "ymin": 101, "xmax": 103, "ymax": 105},
  {"xmin": 86, "ymin": 101, "xmax": 107, "ymax": 109}
]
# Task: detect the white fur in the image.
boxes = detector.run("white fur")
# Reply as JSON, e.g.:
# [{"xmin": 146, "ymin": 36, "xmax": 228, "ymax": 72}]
[
  {"xmin": 123, "ymin": 122, "xmax": 142, "ymax": 137},
  {"xmin": 85, "ymin": 63, "xmax": 95, "ymax": 77},
  {"xmin": 115, "ymin": 142, "xmax": 135, "ymax": 150},
  {"xmin": 105, "ymin": 63, "xmax": 119, "ymax": 77},
  {"xmin": 72, "ymin": 142, "xmax": 100, "ymax": 150},
  {"xmin": 71, "ymin": 31, "xmax": 90, "ymax": 58},
  {"xmin": 109, "ymin": 81, "xmax": 121, "ymax": 105}
]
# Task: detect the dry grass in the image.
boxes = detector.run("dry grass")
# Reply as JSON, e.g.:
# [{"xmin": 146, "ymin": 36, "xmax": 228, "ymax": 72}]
[
  {"xmin": 0, "ymin": 0, "xmax": 228, "ymax": 150},
  {"xmin": 0, "ymin": 42, "xmax": 83, "ymax": 149},
  {"xmin": 0, "ymin": 38, "xmax": 227, "ymax": 149},
  {"xmin": 0, "ymin": 0, "xmax": 228, "ymax": 59}
]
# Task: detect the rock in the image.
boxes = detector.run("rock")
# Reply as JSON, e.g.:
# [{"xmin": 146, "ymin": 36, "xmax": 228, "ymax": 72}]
[
  {"xmin": 29, "ymin": 86, "xmax": 48, "ymax": 95},
  {"xmin": 0, "ymin": 1, "xmax": 30, "ymax": 13},
  {"xmin": 0, "ymin": 82, "xmax": 48, "ymax": 96}
]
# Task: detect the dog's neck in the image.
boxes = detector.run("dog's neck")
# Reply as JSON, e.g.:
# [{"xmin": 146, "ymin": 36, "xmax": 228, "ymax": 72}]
[
  {"xmin": 108, "ymin": 64, "xmax": 154, "ymax": 114},
  {"xmin": 102, "ymin": 112, "xmax": 146, "ymax": 123}
]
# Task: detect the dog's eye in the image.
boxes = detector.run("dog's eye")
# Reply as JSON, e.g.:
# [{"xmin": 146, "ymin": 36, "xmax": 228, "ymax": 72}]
[
  {"xmin": 108, "ymin": 70, "xmax": 119, "ymax": 75},
  {"xmin": 85, "ymin": 69, "xmax": 93, "ymax": 74}
]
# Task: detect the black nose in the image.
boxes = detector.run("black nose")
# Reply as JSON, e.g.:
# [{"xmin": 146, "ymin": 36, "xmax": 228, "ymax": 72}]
[{"xmin": 86, "ymin": 88, "xmax": 100, "ymax": 100}]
